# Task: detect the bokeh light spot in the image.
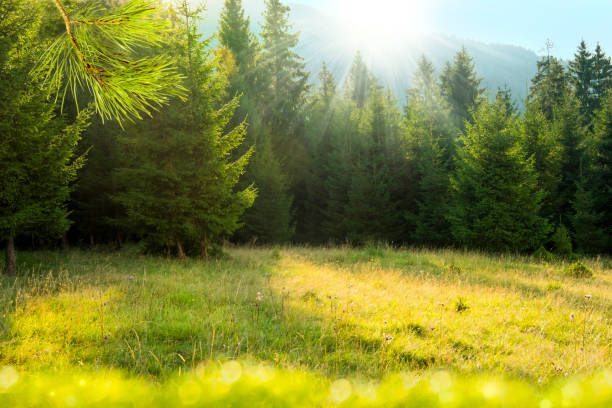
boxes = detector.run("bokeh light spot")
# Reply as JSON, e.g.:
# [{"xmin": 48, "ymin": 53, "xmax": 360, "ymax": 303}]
[
  {"xmin": 430, "ymin": 371, "xmax": 452, "ymax": 393},
  {"xmin": 220, "ymin": 361, "xmax": 242, "ymax": 385},
  {"xmin": 330, "ymin": 379, "xmax": 352, "ymax": 402},
  {"xmin": 0, "ymin": 366, "xmax": 19, "ymax": 390}
]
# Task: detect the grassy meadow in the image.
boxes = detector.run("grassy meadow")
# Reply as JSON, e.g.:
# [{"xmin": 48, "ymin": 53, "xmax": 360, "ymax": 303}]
[{"xmin": 0, "ymin": 246, "xmax": 611, "ymax": 406}]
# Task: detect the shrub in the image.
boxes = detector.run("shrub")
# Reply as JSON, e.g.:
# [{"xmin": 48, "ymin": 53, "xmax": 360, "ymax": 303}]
[
  {"xmin": 446, "ymin": 263, "xmax": 462, "ymax": 275},
  {"xmin": 533, "ymin": 246, "xmax": 554, "ymax": 263},
  {"xmin": 455, "ymin": 297, "xmax": 470, "ymax": 313},
  {"xmin": 566, "ymin": 261, "xmax": 593, "ymax": 279}
]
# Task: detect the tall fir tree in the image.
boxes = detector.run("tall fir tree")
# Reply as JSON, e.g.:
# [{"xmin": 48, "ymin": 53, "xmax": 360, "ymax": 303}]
[
  {"xmin": 347, "ymin": 51, "xmax": 373, "ymax": 110},
  {"xmin": 300, "ymin": 62, "xmax": 338, "ymax": 242},
  {"xmin": 589, "ymin": 91, "xmax": 612, "ymax": 252},
  {"xmin": 553, "ymin": 94, "xmax": 585, "ymax": 226},
  {"xmin": 568, "ymin": 40, "xmax": 594, "ymax": 127},
  {"xmin": 404, "ymin": 55, "xmax": 455, "ymax": 246},
  {"xmin": 440, "ymin": 46, "xmax": 485, "ymax": 131},
  {"xmin": 520, "ymin": 101, "xmax": 562, "ymax": 222},
  {"xmin": 591, "ymin": 43, "xmax": 612, "ymax": 113},
  {"xmin": 1, "ymin": 0, "xmax": 90, "ymax": 274},
  {"xmin": 218, "ymin": 0, "xmax": 259, "ymax": 134},
  {"xmin": 528, "ymin": 54, "xmax": 569, "ymax": 122},
  {"xmin": 114, "ymin": 3, "xmax": 255, "ymax": 259},
  {"xmin": 344, "ymin": 85, "xmax": 404, "ymax": 244},
  {"xmin": 258, "ymin": 0, "xmax": 309, "ymax": 154},
  {"xmin": 447, "ymin": 96, "xmax": 550, "ymax": 252}
]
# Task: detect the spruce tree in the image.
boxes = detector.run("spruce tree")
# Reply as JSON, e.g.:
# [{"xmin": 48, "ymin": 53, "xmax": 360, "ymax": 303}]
[
  {"xmin": 590, "ymin": 92, "xmax": 612, "ymax": 251},
  {"xmin": 591, "ymin": 43, "xmax": 612, "ymax": 113},
  {"xmin": 404, "ymin": 56, "xmax": 455, "ymax": 246},
  {"xmin": 218, "ymin": 0, "xmax": 259, "ymax": 133},
  {"xmin": 113, "ymin": 3, "xmax": 255, "ymax": 259},
  {"xmin": 322, "ymin": 101, "xmax": 358, "ymax": 242},
  {"xmin": 1, "ymin": 0, "xmax": 90, "ymax": 274},
  {"xmin": 447, "ymin": 96, "xmax": 550, "ymax": 252},
  {"xmin": 347, "ymin": 51, "xmax": 373, "ymax": 110},
  {"xmin": 344, "ymin": 86, "xmax": 403, "ymax": 244},
  {"xmin": 258, "ymin": 0, "xmax": 309, "ymax": 153},
  {"xmin": 219, "ymin": 0, "xmax": 257, "ymax": 71},
  {"xmin": 301, "ymin": 62, "xmax": 338, "ymax": 242},
  {"xmin": 241, "ymin": 135, "xmax": 294, "ymax": 243},
  {"xmin": 553, "ymin": 94, "xmax": 585, "ymax": 225},
  {"xmin": 528, "ymin": 55, "xmax": 569, "ymax": 122},
  {"xmin": 440, "ymin": 46, "xmax": 484, "ymax": 130},
  {"xmin": 520, "ymin": 102, "xmax": 562, "ymax": 221},
  {"xmin": 569, "ymin": 40, "xmax": 594, "ymax": 126}
]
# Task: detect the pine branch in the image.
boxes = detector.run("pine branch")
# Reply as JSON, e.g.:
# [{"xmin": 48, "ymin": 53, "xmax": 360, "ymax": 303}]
[{"xmin": 44, "ymin": 0, "xmax": 186, "ymax": 125}]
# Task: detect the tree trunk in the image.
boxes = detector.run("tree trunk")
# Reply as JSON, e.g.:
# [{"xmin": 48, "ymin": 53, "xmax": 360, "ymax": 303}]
[
  {"xmin": 114, "ymin": 232, "xmax": 123, "ymax": 251},
  {"xmin": 176, "ymin": 239, "xmax": 186, "ymax": 260},
  {"xmin": 62, "ymin": 232, "xmax": 69, "ymax": 251},
  {"xmin": 5, "ymin": 237, "xmax": 16, "ymax": 276},
  {"xmin": 201, "ymin": 232, "xmax": 209, "ymax": 261}
]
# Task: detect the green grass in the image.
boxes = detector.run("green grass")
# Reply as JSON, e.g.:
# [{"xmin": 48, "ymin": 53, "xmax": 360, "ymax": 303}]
[
  {"xmin": 2, "ymin": 363, "xmax": 612, "ymax": 407},
  {"xmin": 0, "ymin": 246, "xmax": 610, "ymax": 395}
]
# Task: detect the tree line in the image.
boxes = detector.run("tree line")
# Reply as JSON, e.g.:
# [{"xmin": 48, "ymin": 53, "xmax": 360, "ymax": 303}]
[{"xmin": 1, "ymin": 0, "xmax": 611, "ymax": 273}]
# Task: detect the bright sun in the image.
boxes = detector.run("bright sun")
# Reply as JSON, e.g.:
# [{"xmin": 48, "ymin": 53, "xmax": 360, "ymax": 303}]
[{"xmin": 339, "ymin": 0, "xmax": 428, "ymax": 54}]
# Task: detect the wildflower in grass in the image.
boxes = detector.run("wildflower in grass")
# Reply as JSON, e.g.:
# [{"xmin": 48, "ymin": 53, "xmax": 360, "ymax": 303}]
[{"xmin": 256, "ymin": 292, "xmax": 263, "ymax": 303}]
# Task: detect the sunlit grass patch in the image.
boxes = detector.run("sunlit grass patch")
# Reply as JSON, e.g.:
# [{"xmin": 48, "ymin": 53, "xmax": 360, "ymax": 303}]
[{"xmin": 0, "ymin": 247, "xmax": 610, "ymax": 384}]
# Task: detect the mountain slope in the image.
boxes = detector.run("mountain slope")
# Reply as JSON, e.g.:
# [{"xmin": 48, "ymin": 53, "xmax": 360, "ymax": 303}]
[{"xmin": 201, "ymin": 2, "xmax": 540, "ymax": 105}]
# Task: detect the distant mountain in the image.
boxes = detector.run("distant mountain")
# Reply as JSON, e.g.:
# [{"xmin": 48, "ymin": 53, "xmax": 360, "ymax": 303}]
[{"xmin": 200, "ymin": 2, "xmax": 540, "ymax": 106}]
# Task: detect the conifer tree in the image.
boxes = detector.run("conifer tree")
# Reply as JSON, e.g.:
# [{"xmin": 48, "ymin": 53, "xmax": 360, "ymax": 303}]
[
  {"xmin": 591, "ymin": 43, "xmax": 612, "ymax": 113},
  {"xmin": 347, "ymin": 51, "xmax": 373, "ymax": 109},
  {"xmin": 113, "ymin": 3, "xmax": 255, "ymax": 259},
  {"xmin": 219, "ymin": 0, "xmax": 257, "ymax": 71},
  {"xmin": 241, "ymin": 135, "xmax": 294, "ymax": 243},
  {"xmin": 1, "ymin": 0, "xmax": 90, "ymax": 274},
  {"xmin": 258, "ymin": 0, "xmax": 309, "ymax": 153},
  {"xmin": 404, "ymin": 56, "xmax": 455, "ymax": 246},
  {"xmin": 590, "ymin": 92, "xmax": 612, "ymax": 251},
  {"xmin": 440, "ymin": 46, "xmax": 484, "ymax": 130},
  {"xmin": 322, "ymin": 101, "xmax": 359, "ymax": 242},
  {"xmin": 447, "ymin": 96, "xmax": 549, "ymax": 252},
  {"xmin": 301, "ymin": 62, "xmax": 338, "ymax": 242},
  {"xmin": 569, "ymin": 40, "xmax": 594, "ymax": 126},
  {"xmin": 528, "ymin": 55, "xmax": 569, "ymax": 122},
  {"xmin": 218, "ymin": 0, "xmax": 259, "ymax": 132},
  {"xmin": 520, "ymin": 102, "xmax": 562, "ymax": 221},
  {"xmin": 553, "ymin": 94, "xmax": 585, "ymax": 225},
  {"xmin": 344, "ymin": 86, "xmax": 403, "ymax": 243}
]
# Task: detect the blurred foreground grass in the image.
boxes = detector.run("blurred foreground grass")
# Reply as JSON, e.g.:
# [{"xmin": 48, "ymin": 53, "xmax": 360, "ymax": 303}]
[{"xmin": 2, "ymin": 362, "xmax": 612, "ymax": 407}]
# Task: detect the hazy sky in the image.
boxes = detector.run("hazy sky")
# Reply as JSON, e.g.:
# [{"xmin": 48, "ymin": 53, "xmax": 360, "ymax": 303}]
[{"xmin": 203, "ymin": 0, "xmax": 612, "ymax": 59}]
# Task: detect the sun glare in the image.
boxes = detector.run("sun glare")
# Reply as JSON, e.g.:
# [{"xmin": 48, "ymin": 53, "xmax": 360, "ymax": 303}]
[{"xmin": 340, "ymin": 0, "xmax": 428, "ymax": 53}]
